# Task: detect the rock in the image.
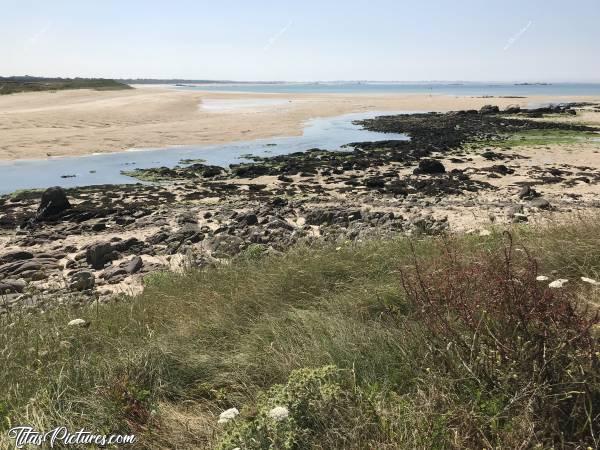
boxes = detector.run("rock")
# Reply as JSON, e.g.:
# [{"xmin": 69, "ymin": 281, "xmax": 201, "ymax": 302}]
[
  {"xmin": 414, "ymin": 159, "xmax": 446, "ymax": 175},
  {"xmin": 529, "ymin": 198, "xmax": 551, "ymax": 209},
  {"xmin": 209, "ymin": 235, "xmax": 244, "ymax": 257},
  {"xmin": 113, "ymin": 237, "xmax": 144, "ymax": 253},
  {"xmin": 517, "ymin": 185, "xmax": 539, "ymax": 199},
  {"xmin": 237, "ymin": 213, "xmax": 258, "ymax": 227},
  {"xmin": 485, "ymin": 165, "xmax": 514, "ymax": 175},
  {"xmin": 0, "ymin": 279, "xmax": 27, "ymax": 294},
  {"xmin": 36, "ymin": 186, "xmax": 71, "ymax": 219},
  {"xmin": 115, "ymin": 216, "xmax": 136, "ymax": 226},
  {"xmin": 365, "ymin": 177, "xmax": 386, "ymax": 188},
  {"xmin": 479, "ymin": 104, "xmax": 500, "ymax": 114},
  {"xmin": 86, "ymin": 242, "xmax": 114, "ymax": 269},
  {"xmin": 101, "ymin": 266, "xmax": 128, "ymax": 281},
  {"xmin": 0, "ymin": 251, "xmax": 34, "ymax": 264},
  {"xmin": 125, "ymin": 256, "xmax": 143, "ymax": 274},
  {"xmin": 69, "ymin": 271, "xmax": 95, "ymax": 291},
  {"xmin": 506, "ymin": 204, "xmax": 524, "ymax": 218},
  {"xmin": 504, "ymin": 105, "xmax": 521, "ymax": 114}
]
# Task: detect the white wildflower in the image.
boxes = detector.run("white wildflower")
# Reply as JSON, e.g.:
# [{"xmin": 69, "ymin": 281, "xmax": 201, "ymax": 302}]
[
  {"xmin": 536, "ymin": 275, "xmax": 549, "ymax": 281},
  {"xmin": 548, "ymin": 279, "xmax": 568, "ymax": 288},
  {"xmin": 478, "ymin": 229, "xmax": 491, "ymax": 237},
  {"xmin": 218, "ymin": 407, "xmax": 239, "ymax": 424},
  {"xmin": 268, "ymin": 406, "xmax": 289, "ymax": 421},
  {"xmin": 581, "ymin": 277, "xmax": 600, "ymax": 286},
  {"xmin": 68, "ymin": 318, "xmax": 87, "ymax": 327}
]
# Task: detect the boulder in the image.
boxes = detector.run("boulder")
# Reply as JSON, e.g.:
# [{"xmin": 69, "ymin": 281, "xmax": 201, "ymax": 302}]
[
  {"xmin": 36, "ymin": 186, "xmax": 71, "ymax": 219},
  {"xmin": 237, "ymin": 213, "xmax": 258, "ymax": 227},
  {"xmin": 479, "ymin": 105, "xmax": 500, "ymax": 114},
  {"xmin": 86, "ymin": 242, "xmax": 115, "ymax": 269},
  {"xmin": 414, "ymin": 159, "xmax": 446, "ymax": 175}
]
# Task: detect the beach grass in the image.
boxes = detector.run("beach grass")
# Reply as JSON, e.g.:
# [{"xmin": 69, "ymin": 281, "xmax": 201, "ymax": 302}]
[{"xmin": 0, "ymin": 218, "xmax": 598, "ymax": 449}]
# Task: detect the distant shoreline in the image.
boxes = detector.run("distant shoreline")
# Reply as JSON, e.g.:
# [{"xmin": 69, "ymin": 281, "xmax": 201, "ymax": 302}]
[{"xmin": 1, "ymin": 86, "xmax": 599, "ymax": 161}]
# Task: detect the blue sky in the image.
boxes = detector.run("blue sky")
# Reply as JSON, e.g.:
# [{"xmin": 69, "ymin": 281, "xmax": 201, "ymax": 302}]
[{"xmin": 1, "ymin": 0, "xmax": 599, "ymax": 81}]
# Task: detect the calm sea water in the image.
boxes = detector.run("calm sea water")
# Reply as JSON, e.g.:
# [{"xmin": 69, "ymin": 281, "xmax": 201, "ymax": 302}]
[
  {"xmin": 0, "ymin": 111, "xmax": 409, "ymax": 195},
  {"xmin": 177, "ymin": 82, "xmax": 600, "ymax": 96}
]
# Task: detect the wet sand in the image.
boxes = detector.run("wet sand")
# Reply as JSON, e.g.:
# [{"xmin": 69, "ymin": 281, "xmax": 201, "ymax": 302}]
[{"xmin": 2, "ymin": 85, "xmax": 599, "ymax": 161}]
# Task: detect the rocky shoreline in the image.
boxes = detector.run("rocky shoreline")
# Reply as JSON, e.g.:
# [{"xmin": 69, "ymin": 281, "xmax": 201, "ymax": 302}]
[{"xmin": 1, "ymin": 103, "xmax": 599, "ymax": 314}]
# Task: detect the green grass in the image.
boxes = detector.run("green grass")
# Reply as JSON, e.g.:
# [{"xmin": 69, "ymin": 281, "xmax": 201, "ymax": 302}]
[
  {"xmin": 473, "ymin": 129, "xmax": 600, "ymax": 149},
  {"xmin": 1, "ymin": 220, "xmax": 599, "ymax": 448},
  {"xmin": 0, "ymin": 77, "xmax": 132, "ymax": 95}
]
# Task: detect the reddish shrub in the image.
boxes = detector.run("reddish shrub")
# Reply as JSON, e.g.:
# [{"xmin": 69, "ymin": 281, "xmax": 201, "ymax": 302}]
[{"xmin": 400, "ymin": 234, "xmax": 599, "ymax": 445}]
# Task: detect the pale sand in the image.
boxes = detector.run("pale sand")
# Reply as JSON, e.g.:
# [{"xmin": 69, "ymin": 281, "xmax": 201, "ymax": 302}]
[{"xmin": 2, "ymin": 86, "xmax": 600, "ymax": 161}]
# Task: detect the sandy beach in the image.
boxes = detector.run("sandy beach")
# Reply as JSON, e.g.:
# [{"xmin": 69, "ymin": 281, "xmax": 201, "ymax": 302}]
[{"xmin": 2, "ymin": 86, "xmax": 599, "ymax": 161}]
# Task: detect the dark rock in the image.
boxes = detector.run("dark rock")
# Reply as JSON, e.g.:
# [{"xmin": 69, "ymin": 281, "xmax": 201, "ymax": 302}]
[
  {"xmin": 237, "ymin": 213, "xmax": 258, "ymax": 227},
  {"xmin": 485, "ymin": 165, "xmax": 514, "ymax": 175},
  {"xmin": 481, "ymin": 150, "xmax": 506, "ymax": 161},
  {"xmin": 365, "ymin": 177, "xmax": 386, "ymax": 188},
  {"xmin": 479, "ymin": 105, "xmax": 500, "ymax": 114},
  {"xmin": 101, "ymin": 266, "xmax": 128, "ymax": 280},
  {"xmin": 0, "ymin": 251, "xmax": 34, "ymax": 265},
  {"xmin": 36, "ymin": 187, "xmax": 71, "ymax": 219},
  {"xmin": 115, "ymin": 216, "xmax": 136, "ymax": 226},
  {"xmin": 125, "ymin": 256, "xmax": 143, "ymax": 274},
  {"xmin": 209, "ymin": 235, "xmax": 244, "ymax": 257},
  {"xmin": 113, "ymin": 237, "xmax": 143, "ymax": 253},
  {"xmin": 414, "ymin": 159, "xmax": 446, "ymax": 175},
  {"xmin": 86, "ymin": 242, "xmax": 114, "ymax": 269}
]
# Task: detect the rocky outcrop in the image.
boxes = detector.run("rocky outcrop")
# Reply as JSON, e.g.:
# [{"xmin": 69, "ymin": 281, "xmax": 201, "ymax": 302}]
[{"xmin": 36, "ymin": 186, "xmax": 71, "ymax": 219}]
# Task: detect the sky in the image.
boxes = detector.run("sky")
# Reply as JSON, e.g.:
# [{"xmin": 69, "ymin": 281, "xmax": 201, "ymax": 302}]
[{"xmin": 1, "ymin": 0, "xmax": 599, "ymax": 82}]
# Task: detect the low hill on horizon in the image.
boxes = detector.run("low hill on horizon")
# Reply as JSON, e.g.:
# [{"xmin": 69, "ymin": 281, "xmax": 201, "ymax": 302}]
[{"xmin": 0, "ymin": 76, "xmax": 132, "ymax": 95}]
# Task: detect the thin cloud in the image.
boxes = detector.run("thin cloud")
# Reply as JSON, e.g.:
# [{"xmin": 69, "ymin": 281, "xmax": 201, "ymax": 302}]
[
  {"xmin": 263, "ymin": 20, "xmax": 293, "ymax": 52},
  {"xmin": 503, "ymin": 20, "xmax": 533, "ymax": 51},
  {"xmin": 28, "ymin": 21, "xmax": 53, "ymax": 46}
]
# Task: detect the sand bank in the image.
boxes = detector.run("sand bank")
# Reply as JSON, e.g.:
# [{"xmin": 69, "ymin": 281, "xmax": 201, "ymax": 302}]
[{"xmin": 1, "ymin": 86, "xmax": 599, "ymax": 161}]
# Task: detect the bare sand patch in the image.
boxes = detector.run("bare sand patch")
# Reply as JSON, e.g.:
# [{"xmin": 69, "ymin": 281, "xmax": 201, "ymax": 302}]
[{"xmin": 2, "ymin": 86, "xmax": 599, "ymax": 161}]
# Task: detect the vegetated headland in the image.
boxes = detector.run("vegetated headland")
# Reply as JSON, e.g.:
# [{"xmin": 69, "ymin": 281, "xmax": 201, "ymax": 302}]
[{"xmin": 0, "ymin": 76, "xmax": 132, "ymax": 95}]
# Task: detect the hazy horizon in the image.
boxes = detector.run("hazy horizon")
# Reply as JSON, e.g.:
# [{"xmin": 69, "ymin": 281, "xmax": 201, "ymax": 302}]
[{"xmin": 2, "ymin": 0, "xmax": 599, "ymax": 82}]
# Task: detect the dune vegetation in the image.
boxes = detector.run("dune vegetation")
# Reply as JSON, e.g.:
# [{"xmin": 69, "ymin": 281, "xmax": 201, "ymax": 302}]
[{"xmin": 0, "ymin": 217, "xmax": 598, "ymax": 449}]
